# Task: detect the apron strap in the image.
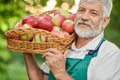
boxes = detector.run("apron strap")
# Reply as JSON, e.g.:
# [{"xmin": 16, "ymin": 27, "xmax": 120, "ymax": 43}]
[{"xmin": 88, "ymin": 38, "xmax": 105, "ymax": 56}]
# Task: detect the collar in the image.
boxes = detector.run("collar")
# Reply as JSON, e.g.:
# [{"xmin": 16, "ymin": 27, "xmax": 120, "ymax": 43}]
[{"xmin": 71, "ymin": 32, "xmax": 104, "ymax": 51}]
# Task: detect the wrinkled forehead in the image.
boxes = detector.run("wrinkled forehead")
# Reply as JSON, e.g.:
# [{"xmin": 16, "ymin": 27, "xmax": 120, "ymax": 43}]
[{"xmin": 78, "ymin": 0, "xmax": 104, "ymax": 15}]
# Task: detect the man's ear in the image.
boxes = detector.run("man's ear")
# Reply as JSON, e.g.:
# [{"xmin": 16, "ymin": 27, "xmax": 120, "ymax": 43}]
[{"xmin": 103, "ymin": 17, "xmax": 110, "ymax": 29}]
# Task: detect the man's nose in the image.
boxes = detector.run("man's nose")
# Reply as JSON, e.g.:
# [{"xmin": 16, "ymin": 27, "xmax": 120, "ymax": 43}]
[{"xmin": 81, "ymin": 12, "xmax": 89, "ymax": 21}]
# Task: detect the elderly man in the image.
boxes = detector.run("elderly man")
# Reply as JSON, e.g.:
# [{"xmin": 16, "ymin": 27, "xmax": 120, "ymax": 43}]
[{"xmin": 24, "ymin": 0, "xmax": 120, "ymax": 80}]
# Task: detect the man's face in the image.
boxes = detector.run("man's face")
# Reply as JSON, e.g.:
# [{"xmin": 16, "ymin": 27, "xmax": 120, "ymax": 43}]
[{"xmin": 74, "ymin": 1, "xmax": 105, "ymax": 38}]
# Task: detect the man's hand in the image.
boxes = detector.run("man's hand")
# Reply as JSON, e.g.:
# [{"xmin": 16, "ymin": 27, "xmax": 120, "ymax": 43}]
[
  {"xmin": 43, "ymin": 48, "xmax": 66, "ymax": 75},
  {"xmin": 42, "ymin": 48, "xmax": 74, "ymax": 80}
]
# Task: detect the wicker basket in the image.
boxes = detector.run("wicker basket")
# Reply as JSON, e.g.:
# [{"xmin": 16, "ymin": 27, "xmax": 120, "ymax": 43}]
[{"xmin": 5, "ymin": 10, "xmax": 76, "ymax": 54}]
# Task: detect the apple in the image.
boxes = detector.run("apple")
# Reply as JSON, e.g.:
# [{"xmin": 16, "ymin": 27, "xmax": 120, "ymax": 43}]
[
  {"xmin": 54, "ymin": 8, "xmax": 70, "ymax": 19},
  {"xmin": 51, "ymin": 30, "xmax": 64, "ymax": 38},
  {"xmin": 19, "ymin": 24, "xmax": 34, "ymax": 41},
  {"xmin": 14, "ymin": 35, "xmax": 20, "ymax": 40},
  {"xmin": 13, "ymin": 23, "xmax": 34, "ymax": 41},
  {"xmin": 22, "ymin": 15, "xmax": 39, "ymax": 28},
  {"xmin": 15, "ymin": 21, "xmax": 32, "ymax": 28},
  {"xmin": 52, "ymin": 14, "xmax": 66, "ymax": 26},
  {"xmin": 20, "ymin": 33, "xmax": 33, "ymax": 41},
  {"xmin": 10, "ymin": 35, "xmax": 20, "ymax": 40},
  {"xmin": 37, "ymin": 14, "xmax": 54, "ymax": 31},
  {"xmin": 33, "ymin": 34, "xmax": 48, "ymax": 42},
  {"xmin": 69, "ymin": 13, "xmax": 76, "ymax": 21},
  {"xmin": 14, "ymin": 21, "xmax": 23, "ymax": 28},
  {"xmin": 62, "ymin": 31, "xmax": 70, "ymax": 38},
  {"xmin": 62, "ymin": 19, "xmax": 74, "ymax": 33},
  {"xmin": 33, "ymin": 34, "xmax": 40, "ymax": 42},
  {"xmin": 53, "ymin": 26, "xmax": 61, "ymax": 31},
  {"xmin": 22, "ymin": 24, "xmax": 32, "ymax": 28},
  {"xmin": 43, "ymin": 14, "xmax": 52, "ymax": 20},
  {"xmin": 40, "ymin": 35, "xmax": 47, "ymax": 42},
  {"xmin": 47, "ymin": 30, "xmax": 64, "ymax": 42}
]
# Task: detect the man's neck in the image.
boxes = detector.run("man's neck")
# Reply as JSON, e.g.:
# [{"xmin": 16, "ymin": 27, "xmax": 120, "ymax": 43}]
[{"xmin": 75, "ymin": 36, "xmax": 95, "ymax": 49}]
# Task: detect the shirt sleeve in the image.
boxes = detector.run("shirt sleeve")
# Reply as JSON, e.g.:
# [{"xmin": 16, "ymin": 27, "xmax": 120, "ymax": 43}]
[
  {"xmin": 88, "ymin": 41, "xmax": 120, "ymax": 80},
  {"xmin": 40, "ymin": 62, "xmax": 50, "ymax": 75}
]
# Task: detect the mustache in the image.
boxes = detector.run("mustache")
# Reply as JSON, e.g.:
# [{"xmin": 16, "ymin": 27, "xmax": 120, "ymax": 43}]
[{"xmin": 75, "ymin": 19, "xmax": 93, "ymax": 28}]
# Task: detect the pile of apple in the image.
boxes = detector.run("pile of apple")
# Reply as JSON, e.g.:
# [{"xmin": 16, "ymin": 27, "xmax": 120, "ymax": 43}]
[{"xmin": 15, "ymin": 8, "xmax": 76, "ymax": 42}]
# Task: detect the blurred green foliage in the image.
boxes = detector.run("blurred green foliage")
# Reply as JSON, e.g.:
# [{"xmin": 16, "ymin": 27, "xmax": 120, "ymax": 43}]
[
  {"xmin": 0, "ymin": 0, "xmax": 75, "ymax": 79},
  {"xmin": 0, "ymin": 0, "xmax": 120, "ymax": 79},
  {"xmin": 105, "ymin": 0, "xmax": 120, "ymax": 46}
]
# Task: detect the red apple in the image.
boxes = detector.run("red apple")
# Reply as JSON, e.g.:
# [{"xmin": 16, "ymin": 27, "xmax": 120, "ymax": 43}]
[
  {"xmin": 69, "ymin": 13, "xmax": 76, "ymax": 21},
  {"xmin": 51, "ymin": 30, "xmax": 64, "ymax": 38},
  {"xmin": 52, "ymin": 14, "xmax": 66, "ymax": 26},
  {"xmin": 62, "ymin": 19, "xmax": 74, "ymax": 33},
  {"xmin": 22, "ymin": 15, "xmax": 39, "ymax": 28},
  {"xmin": 14, "ymin": 35, "xmax": 20, "ymax": 40},
  {"xmin": 62, "ymin": 31, "xmax": 70, "ymax": 38},
  {"xmin": 10, "ymin": 35, "xmax": 20, "ymax": 40},
  {"xmin": 37, "ymin": 14, "xmax": 54, "ymax": 31},
  {"xmin": 43, "ymin": 14, "xmax": 52, "ymax": 20}
]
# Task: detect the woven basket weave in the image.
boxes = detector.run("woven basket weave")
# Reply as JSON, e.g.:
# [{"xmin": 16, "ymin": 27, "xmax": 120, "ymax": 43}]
[{"xmin": 5, "ymin": 10, "xmax": 76, "ymax": 54}]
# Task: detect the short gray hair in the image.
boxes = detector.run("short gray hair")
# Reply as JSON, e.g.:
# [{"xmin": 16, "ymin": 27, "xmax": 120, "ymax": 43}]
[{"xmin": 78, "ymin": 0, "xmax": 113, "ymax": 17}]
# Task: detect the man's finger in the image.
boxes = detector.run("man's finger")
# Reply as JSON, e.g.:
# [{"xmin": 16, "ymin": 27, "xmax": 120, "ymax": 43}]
[
  {"xmin": 42, "ymin": 51, "xmax": 55, "ymax": 59},
  {"xmin": 45, "ymin": 48, "xmax": 61, "ymax": 54}
]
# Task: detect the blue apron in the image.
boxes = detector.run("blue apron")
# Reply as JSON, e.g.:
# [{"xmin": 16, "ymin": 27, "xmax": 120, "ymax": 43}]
[{"xmin": 48, "ymin": 38, "xmax": 105, "ymax": 80}]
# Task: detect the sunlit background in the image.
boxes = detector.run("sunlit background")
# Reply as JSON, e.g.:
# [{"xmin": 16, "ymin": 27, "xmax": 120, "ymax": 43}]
[
  {"xmin": 25, "ymin": 0, "xmax": 80, "ymax": 14},
  {"xmin": 42, "ymin": 0, "xmax": 80, "ymax": 12}
]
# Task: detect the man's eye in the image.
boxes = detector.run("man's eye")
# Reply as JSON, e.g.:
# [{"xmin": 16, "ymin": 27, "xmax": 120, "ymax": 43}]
[
  {"xmin": 79, "ymin": 9, "xmax": 84, "ymax": 12},
  {"xmin": 91, "ymin": 12, "xmax": 98, "ymax": 16}
]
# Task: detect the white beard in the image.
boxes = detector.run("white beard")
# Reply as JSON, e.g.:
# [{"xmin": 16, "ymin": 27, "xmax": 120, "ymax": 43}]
[{"xmin": 74, "ymin": 19, "xmax": 103, "ymax": 38}]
